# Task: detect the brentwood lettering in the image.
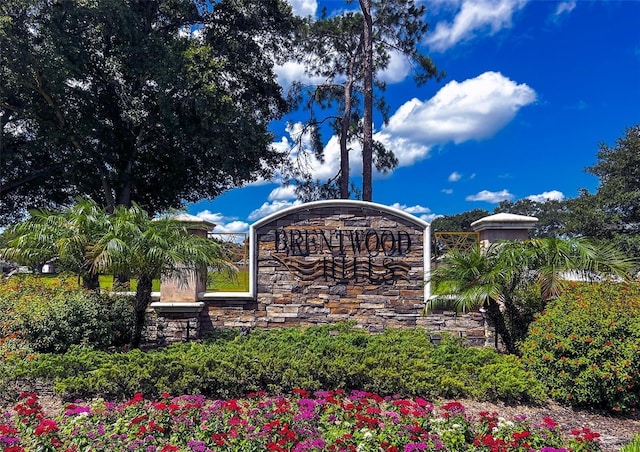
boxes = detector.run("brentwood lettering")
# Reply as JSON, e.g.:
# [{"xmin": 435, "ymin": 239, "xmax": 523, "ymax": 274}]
[{"xmin": 274, "ymin": 228, "xmax": 412, "ymax": 257}]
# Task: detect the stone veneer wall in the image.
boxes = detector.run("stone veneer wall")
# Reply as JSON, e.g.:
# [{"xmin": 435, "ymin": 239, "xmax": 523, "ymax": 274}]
[
  {"xmin": 146, "ymin": 201, "xmax": 494, "ymax": 346},
  {"xmin": 199, "ymin": 204, "xmax": 429, "ymax": 333}
]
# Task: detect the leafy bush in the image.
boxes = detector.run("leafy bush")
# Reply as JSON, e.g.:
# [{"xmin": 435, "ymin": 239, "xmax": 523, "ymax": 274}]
[
  {"xmin": 7, "ymin": 324, "xmax": 545, "ymax": 404},
  {"xmin": 0, "ymin": 275, "xmax": 134, "ymax": 354},
  {"xmin": 521, "ymin": 282, "xmax": 640, "ymax": 412}
]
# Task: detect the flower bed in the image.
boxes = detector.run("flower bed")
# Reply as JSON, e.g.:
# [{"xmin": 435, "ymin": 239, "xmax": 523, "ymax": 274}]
[{"xmin": 0, "ymin": 390, "xmax": 601, "ymax": 451}]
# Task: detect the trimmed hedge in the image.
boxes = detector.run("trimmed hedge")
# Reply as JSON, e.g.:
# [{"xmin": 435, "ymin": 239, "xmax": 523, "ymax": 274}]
[
  {"xmin": 521, "ymin": 282, "xmax": 640, "ymax": 413},
  {"xmin": 3, "ymin": 324, "xmax": 545, "ymax": 404}
]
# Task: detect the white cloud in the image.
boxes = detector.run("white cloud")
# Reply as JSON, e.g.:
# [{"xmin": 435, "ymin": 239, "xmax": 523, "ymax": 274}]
[
  {"xmin": 389, "ymin": 203, "xmax": 439, "ymax": 223},
  {"xmin": 466, "ymin": 189, "xmax": 513, "ymax": 203},
  {"xmin": 377, "ymin": 71, "xmax": 536, "ymax": 168},
  {"xmin": 442, "ymin": 188, "xmax": 454, "ymax": 194},
  {"xmin": 194, "ymin": 210, "xmax": 226, "ymax": 225},
  {"xmin": 526, "ymin": 190, "xmax": 565, "ymax": 202},
  {"xmin": 390, "ymin": 203, "xmax": 431, "ymax": 214},
  {"xmin": 212, "ymin": 220, "xmax": 250, "ymax": 234},
  {"xmin": 274, "ymin": 61, "xmax": 327, "ymax": 89},
  {"xmin": 420, "ymin": 213, "xmax": 441, "ymax": 223},
  {"xmin": 448, "ymin": 171, "xmax": 462, "ymax": 182},
  {"xmin": 268, "ymin": 185, "xmax": 298, "ymax": 201},
  {"xmin": 287, "ymin": 0, "xmax": 317, "ymax": 17},
  {"xmin": 426, "ymin": 0, "xmax": 528, "ymax": 52},
  {"xmin": 377, "ymin": 50, "xmax": 412, "ymax": 84},
  {"xmin": 282, "ymin": 125, "xmax": 362, "ymax": 185},
  {"xmin": 248, "ymin": 200, "xmax": 303, "ymax": 221},
  {"xmin": 554, "ymin": 1, "xmax": 575, "ymax": 17},
  {"xmin": 195, "ymin": 210, "xmax": 249, "ymax": 233},
  {"xmin": 273, "ymin": 72, "xmax": 534, "ymax": 189}
]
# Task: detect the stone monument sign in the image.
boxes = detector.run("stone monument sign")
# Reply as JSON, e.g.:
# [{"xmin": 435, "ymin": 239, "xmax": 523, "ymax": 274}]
[{"xmin": 251, "ymin": 200, "xmax": 430, "ymax": 330}]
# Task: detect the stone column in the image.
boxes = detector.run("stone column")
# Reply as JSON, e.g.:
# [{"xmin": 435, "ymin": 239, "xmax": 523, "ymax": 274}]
[
  {"xmin": 471, "ymin": 212, "xmax": 538, "ymax": 247},
  {"xmin": 149, "ymin": 214, "xmax": 215, "ymax": 344},
  {"xmin": 471, "ymin": 212, "xmax": 538, "ymax": 349}
]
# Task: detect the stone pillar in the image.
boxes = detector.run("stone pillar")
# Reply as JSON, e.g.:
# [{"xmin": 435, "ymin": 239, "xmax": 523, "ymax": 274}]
[
  {"xmin": 150, "ymin": 214, "xmax": 215, "ymax": 344},
  {"xmin": 470, "ymin": 213, "xmax": 538, "ymax": 248},
  {"xmin": 471, "ymin": 213, "xmax": 537, "ymax": 350}
]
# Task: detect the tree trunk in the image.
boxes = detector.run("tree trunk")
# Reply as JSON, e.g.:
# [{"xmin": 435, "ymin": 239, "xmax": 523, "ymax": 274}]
[
  {"xmin": 339, "ymin": 79, "xmax": 355, "ymax": 199},
  {"xmin": 132, "ymin": 274, "xmax": 153, "ymax": 347},
  {"xmin": 486, "ymin": 299, "xmax": 518, "ymax": 354},
  {"xmin": 82, "ymin": 272, "xmax": 100, "ymax": 291},
  {"xmin": 360, "ymin": 0, "xmax": 373, "ymax": 202}
]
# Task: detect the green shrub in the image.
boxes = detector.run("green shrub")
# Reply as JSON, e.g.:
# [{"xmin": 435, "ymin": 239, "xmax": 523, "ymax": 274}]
[
  {"xmin": 521, "ymin": 282, "xmax": 640, "ymax": 413},
  {"xmin": 0, "ymin": 275, "xmax": 134, "ymax": 354},
  {"xmin": 7, "ymin": 324, "xmax": 545, "ymax": 404}
]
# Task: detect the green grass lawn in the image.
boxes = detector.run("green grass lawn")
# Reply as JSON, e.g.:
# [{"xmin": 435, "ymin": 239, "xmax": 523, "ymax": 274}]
[
  {"xmin": 207, "ymin": 269, "xmax": 249, "ymax": 292},
  {"xmin": 15, "ymin": 272, "xmax": 248, "ymax": 293}
]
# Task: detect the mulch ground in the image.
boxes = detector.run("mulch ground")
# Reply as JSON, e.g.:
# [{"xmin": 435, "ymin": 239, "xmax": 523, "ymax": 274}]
[{"xmin": 446, "ymin": 398, "xmax": 640, "ymax": 451}]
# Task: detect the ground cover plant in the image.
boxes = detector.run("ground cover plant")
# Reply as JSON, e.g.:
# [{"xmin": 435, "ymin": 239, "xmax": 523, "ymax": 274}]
[
  {"xmin": 0, "ymin": 389, "xmax": 603, "ymax": 451},
  {"xmin": 522, "ymin": 282, "xmax": 640, "ymax": 413}
]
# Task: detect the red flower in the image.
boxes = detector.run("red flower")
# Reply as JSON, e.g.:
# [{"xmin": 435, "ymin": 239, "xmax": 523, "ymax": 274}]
[
  {"xmin": 160, "ymin": 446, "xmax": 179, "ymax": 452},
  {"xmin": 125, "ymin": 392, "xmax": 144, "ymax": 406},
  {"xmin": 34, "ymin": 419, "xmax": 58, "ymax": 436},
  {"xmin": 292, "ymin": 388, "xmax": 310, "ymax": 398},
  {"xmin": 542, "ymin": 416, "xmax": 558, "ymax": 429},
  {"xmin": 228, "ymin": 416, "xmax": 242, "ymax": 426},
  {"xmin": 211, "ymin": 433, "xmax": 226, "ymax": 446},
  {"xmin": 441, "ymin": 401, "xmax": 466, "ymax": 413},
  {"xmin": 0, "ymin": 424, "xmax": 19, "ymax": 435},
  {"xmin": 512, "ymin": 430, "xmax": 531, "ymax": 441},
  {"xmin": 130, "ymin": 414, "xmax": 148, "ymax": 425},
  {"xmin": 571, "ymin": 427, "xmax": 601, "ymax": 442}
]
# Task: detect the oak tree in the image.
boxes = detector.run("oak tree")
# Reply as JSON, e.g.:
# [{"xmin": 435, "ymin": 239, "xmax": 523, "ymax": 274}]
[{"xmin": 0, "ymin": 0, "xmax": 297, "ymax": 224}]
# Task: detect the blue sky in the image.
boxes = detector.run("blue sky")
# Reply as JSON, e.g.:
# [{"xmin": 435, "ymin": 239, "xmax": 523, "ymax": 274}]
[{"xmin": 189, "ymin": 0, "xmax": 640, "ymax": 233}]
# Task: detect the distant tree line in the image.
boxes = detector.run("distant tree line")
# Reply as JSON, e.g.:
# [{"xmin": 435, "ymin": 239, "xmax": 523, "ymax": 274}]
[{"xmin": 431, "ymin": 124, "xmax": 640, "ymax": 259}]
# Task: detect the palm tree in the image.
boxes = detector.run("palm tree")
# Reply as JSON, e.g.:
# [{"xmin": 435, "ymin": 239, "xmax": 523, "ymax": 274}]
[
  {"xmin": 429, "ymin": 237, "xmax": 635, "ymax": 354},
  {"xmin": 2, "ymin": 199, "xmax": 235, "ymax": 347},
  {"xmin": 92, "ymin": 203, "xmax": 236, "ymax": 346},
  {"xmin": 0, "ymin": 199, "xmax": 109, "ymax": 289}
]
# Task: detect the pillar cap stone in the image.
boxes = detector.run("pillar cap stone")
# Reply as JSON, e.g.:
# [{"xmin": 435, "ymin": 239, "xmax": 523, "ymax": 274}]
[
  {"xmin": 167, "ymin": 213, "xmax": 216, "ymax": 232},
  {"xmin": 471, "ymin": 212, "xmax": 538, "ymax": 232},
  {"xmin": 150, "ymin": 302, "xmax": 205, "ymax": 314}
]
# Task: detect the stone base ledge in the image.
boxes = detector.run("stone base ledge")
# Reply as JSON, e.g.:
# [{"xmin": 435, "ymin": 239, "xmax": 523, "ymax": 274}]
[{"xmin": 150, "ymin": 302, "xmax": 205, "ymax": 314}]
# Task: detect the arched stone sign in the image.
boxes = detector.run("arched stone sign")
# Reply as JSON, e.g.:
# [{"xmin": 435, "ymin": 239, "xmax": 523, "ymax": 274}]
[{"xmin": 251, "ymin": 200, "xmax": 430, "ymax": 330}]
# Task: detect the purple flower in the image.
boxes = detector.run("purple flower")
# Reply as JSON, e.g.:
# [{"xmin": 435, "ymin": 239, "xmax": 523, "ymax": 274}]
[
  {"xmin": 187, "ymin": 440, "xmax": 208, "ymax": 452},
  {"xmin": 0, "ymin": 435, "xmax": 20, "ymax": 445},
  {"xmin": 293, "ymin": 437, "xmax": 326, "ymax": 451},
  {"xmin": 65, "ymin": 404, "xmax": 91, "ymax": 416},
  {"xmin": 405, "ymin": 442, "xmax": 429, "ymax": 451}
]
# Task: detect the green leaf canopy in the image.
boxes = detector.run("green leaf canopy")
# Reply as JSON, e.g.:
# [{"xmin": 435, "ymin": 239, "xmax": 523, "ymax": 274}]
[{"xmin": 0, "ymin": 0, "xmax": 297, "ymax": 222}]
